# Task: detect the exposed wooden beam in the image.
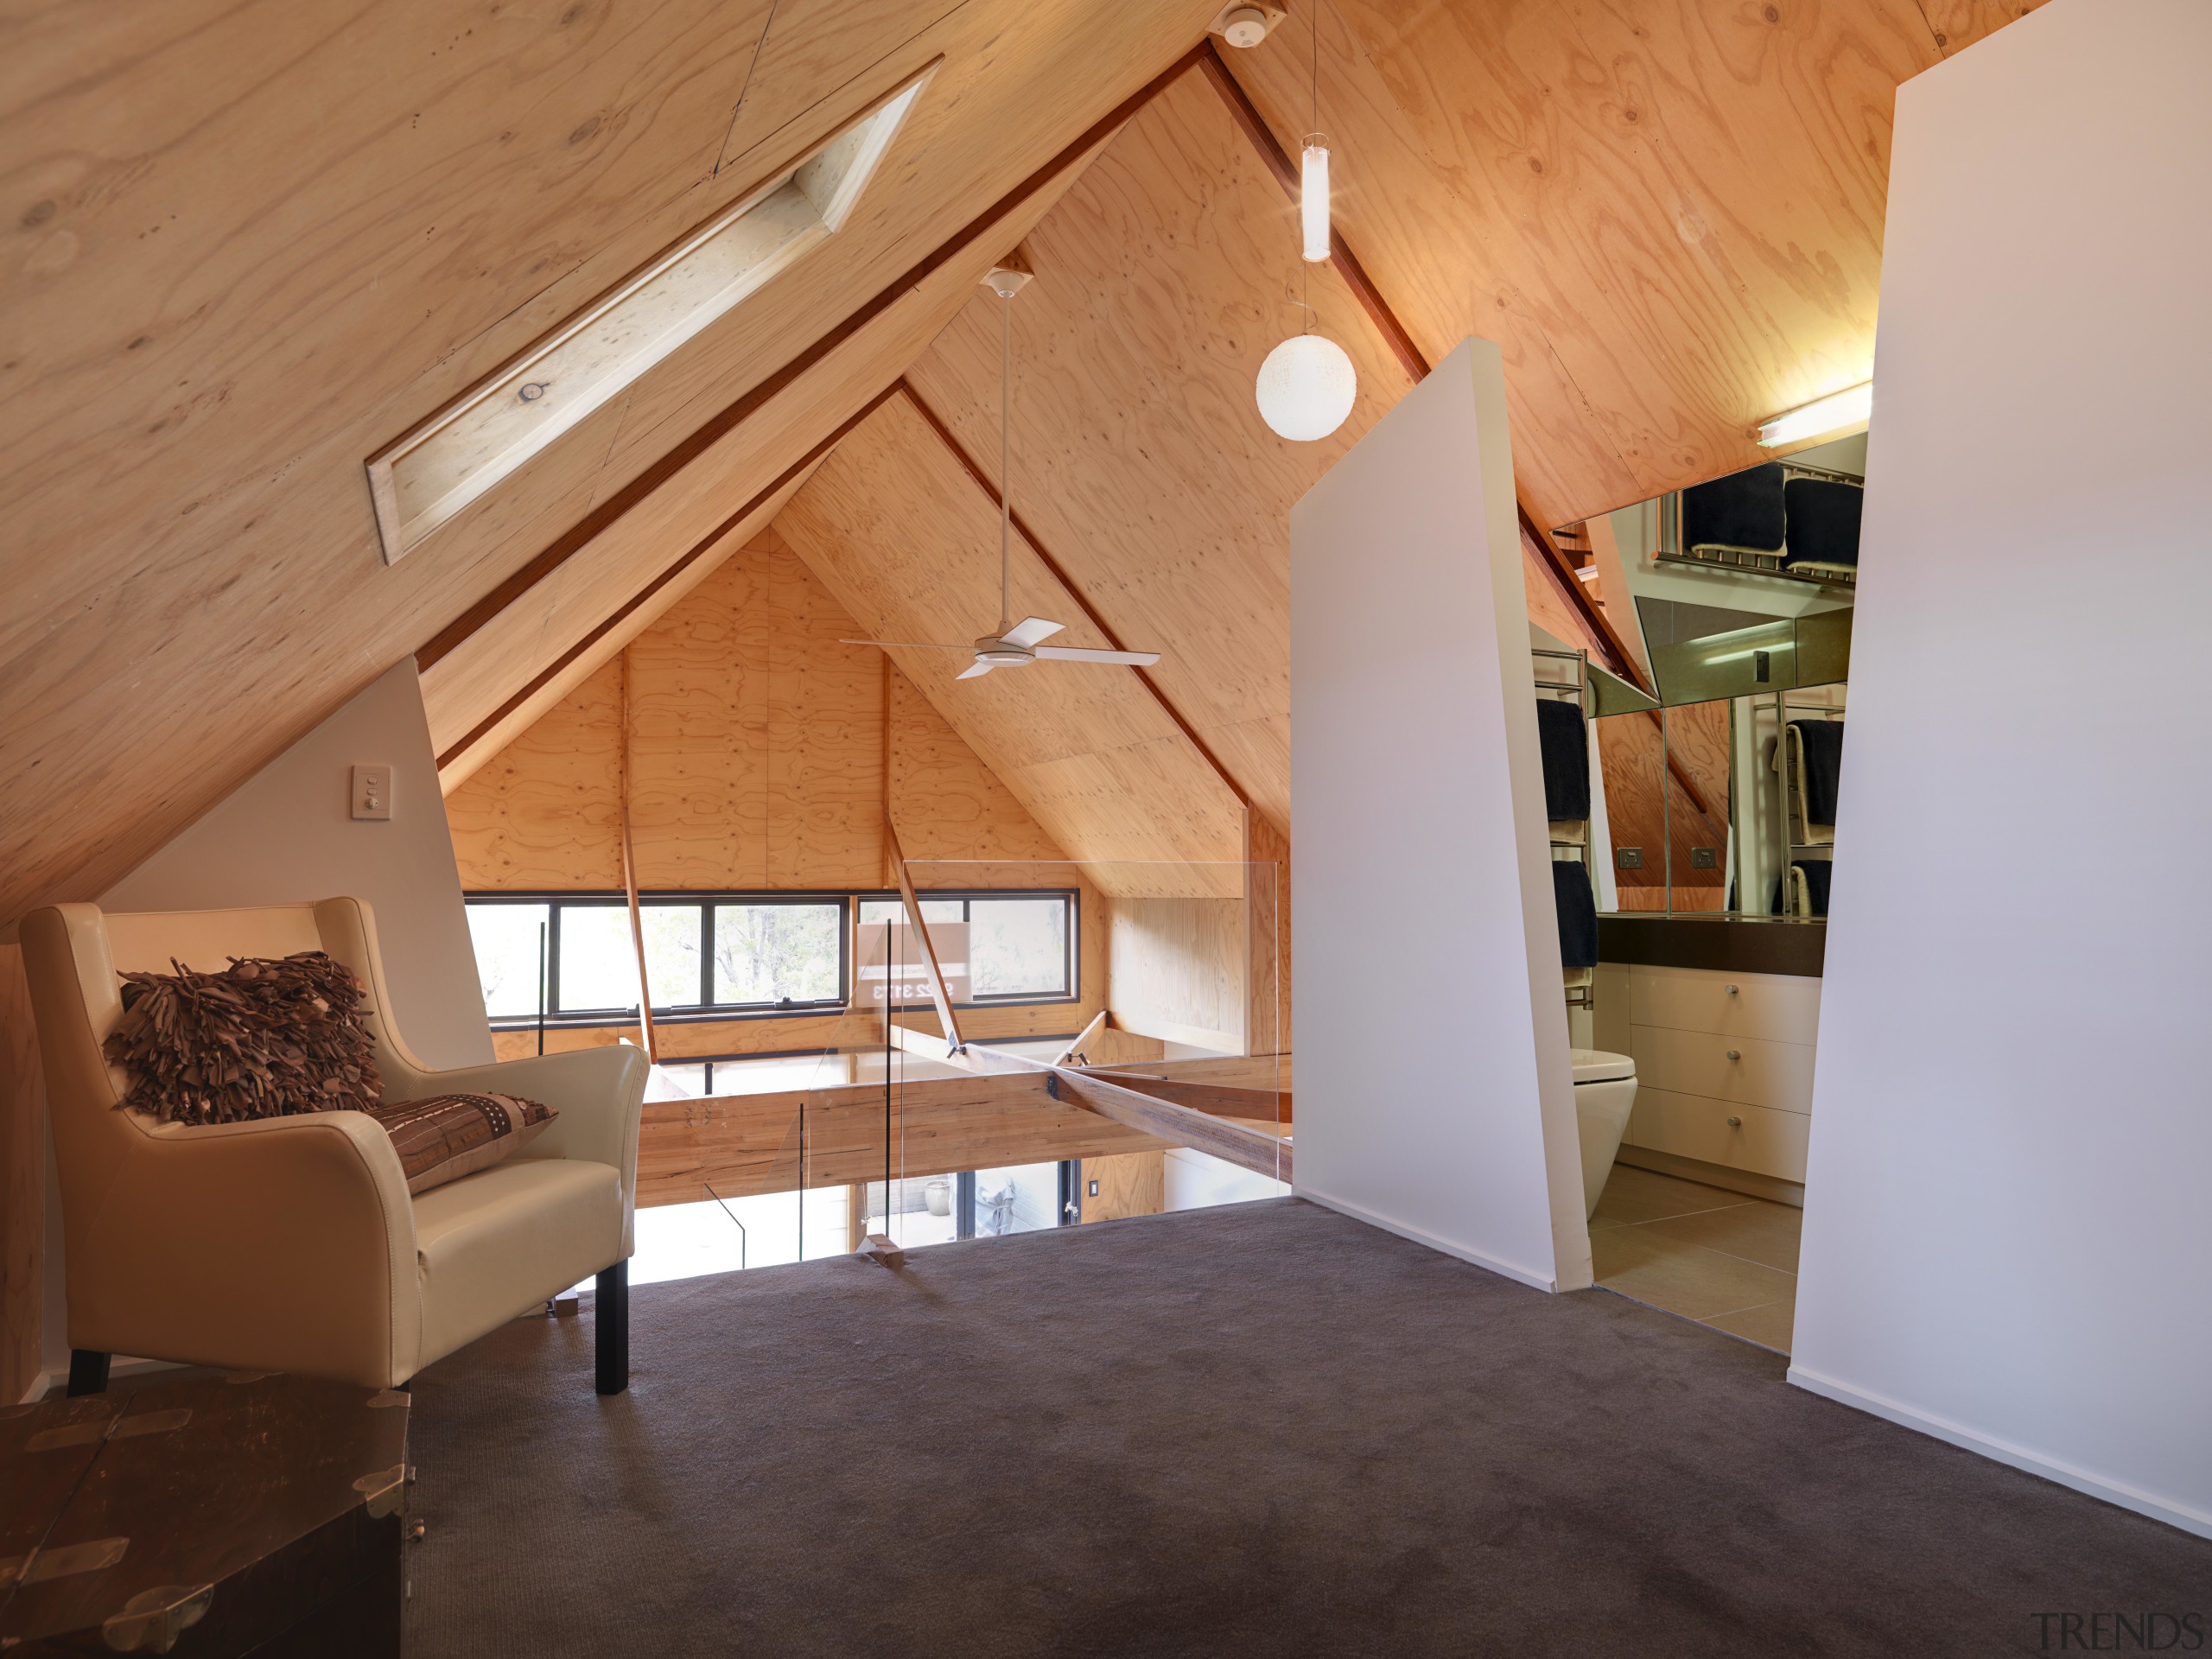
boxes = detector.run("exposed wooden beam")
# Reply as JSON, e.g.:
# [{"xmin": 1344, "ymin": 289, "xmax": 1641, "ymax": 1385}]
[
  {"xmin": 634, "ymin": 1068, "xmax": 1163, "ymax": 1206},
  {"xmin": 1048, "ymin": 1066, "xmax": 1289, "ymax": 1184},
  {"xmin": 616, "ymin": 647, "xmax": 658, "ymax": 1064},
  {"xmin": 885, "ymin": 823, "xmax": 967, "ymax": 1052},
  {"xmin": 1077, "ymin": 1071, "xmax": 1290, "ymax": 1126},
  {"xmin": 896, "ymin": 378, "xmax": 1252, "ymax": 811},
  {"xmin": 1053, "ymin": 1010, "xmax": 1109, "ymax": 1066},
  {"xmin": 1521, "ymin": 506, "xmax": 1643, "ymax": 686},
  {"xmin": 417, "ymin": 38, "xmax": 1217, "ymax": 676},
  {"xmin": 432, "ymin": 385, "xmax": 897, "ymax": 770},
  {"xmin": 1199, "ymin": 39, "xmax": 1645, "ymax": 690},
  {"xmin": 1197, "ymin": 42, "xmax": 1427, "ymax": 386}
]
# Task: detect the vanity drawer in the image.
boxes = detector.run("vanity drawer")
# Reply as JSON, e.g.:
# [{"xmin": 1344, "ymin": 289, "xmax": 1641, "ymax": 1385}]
[
  {"xmin": 1624, "ymin": 965, "xmax": 1821, "ymax": 1044},
  {"xmin": 1624, "ymin": 1087, "xmax": 1810, "ymax": 1183},
  {"xmin": 1630, "ymin": 1026, "xmax": 1815, "ymax": 1113}
]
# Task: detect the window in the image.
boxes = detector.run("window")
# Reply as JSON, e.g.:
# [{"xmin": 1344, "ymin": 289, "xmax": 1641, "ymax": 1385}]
[
  {"xmin": 857, "ymin": 892, "xmax": 1075, "ymax": 1002},
  {"xmin": 464, "ymin": 888, "xmax": 1072, "ymax": 1026},
  {"xmin": 366, "ymin": 67, "xmax": 931, "ymax": 563},
  {"xmin": 466, "ymin": 894, "xmax": 848, "ymax": 1025}
]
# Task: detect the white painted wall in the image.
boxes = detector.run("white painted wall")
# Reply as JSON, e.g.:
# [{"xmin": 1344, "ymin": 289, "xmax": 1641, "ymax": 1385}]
[
  {"xmin": 99, "ymin": 659, "xmax": 493, "ymax": 1071},
  {"xmin": 1290, "ymin": 337, "xmax": 1591, "ymax": 1291},
  {"xmin": 1791, "ymin": 0, "xmax": 2212, "ymax": 1537}
]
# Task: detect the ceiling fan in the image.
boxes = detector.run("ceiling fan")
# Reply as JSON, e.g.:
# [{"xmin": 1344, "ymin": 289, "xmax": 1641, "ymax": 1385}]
[{"xmin": 843, "ymin": 264, "xmax": 1161, "ymax": 682}]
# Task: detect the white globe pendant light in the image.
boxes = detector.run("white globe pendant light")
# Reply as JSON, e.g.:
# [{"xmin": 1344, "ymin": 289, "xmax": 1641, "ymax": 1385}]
[
  {"xmin": 1253, "ymin": 1, "xmax": 1354, "ymax": 443},
  {"xmin": 1256, "ymin": 333, "xmax": 1357, "ymax": 442}
]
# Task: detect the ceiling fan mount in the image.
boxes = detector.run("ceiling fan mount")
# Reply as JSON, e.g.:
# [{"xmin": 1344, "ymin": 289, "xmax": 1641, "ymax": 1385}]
[{"xmin": 842, "ymin": 264, "xmax": 1162, "ymax": 682}]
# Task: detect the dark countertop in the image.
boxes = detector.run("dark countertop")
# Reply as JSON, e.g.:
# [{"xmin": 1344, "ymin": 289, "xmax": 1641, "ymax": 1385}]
[{"xmin": 1598, "ymin": 915, "xmax": 1825, "ymax": 978}]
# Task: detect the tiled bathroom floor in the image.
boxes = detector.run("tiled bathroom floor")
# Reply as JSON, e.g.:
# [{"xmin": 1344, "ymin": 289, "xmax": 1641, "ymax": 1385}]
[{"xmin": 1588, "ymin": 1166, "xmax": 1802, "ymax": 1352}]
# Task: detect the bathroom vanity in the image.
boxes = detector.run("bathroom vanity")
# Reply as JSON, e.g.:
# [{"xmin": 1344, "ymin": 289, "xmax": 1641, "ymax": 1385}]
[{"xmin": 1592, "ymin": 919, "xmax": 1821, "ymax": 1205}]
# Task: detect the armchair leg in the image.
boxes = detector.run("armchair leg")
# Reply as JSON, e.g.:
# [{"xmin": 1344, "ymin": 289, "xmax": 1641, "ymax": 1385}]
[
  {"xmin": 594, "ymin": 1262, "xmax": 629, "ymax": 1395},
  {"xmin": 67, "ymin": 1350, "xmax": 111, "ymax": 1396}
]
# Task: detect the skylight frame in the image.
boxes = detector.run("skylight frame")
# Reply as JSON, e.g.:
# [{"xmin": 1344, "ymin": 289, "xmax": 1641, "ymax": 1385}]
[{"xmin": 366, "ymin": 64, "xmax": 935, "ymax": 564}]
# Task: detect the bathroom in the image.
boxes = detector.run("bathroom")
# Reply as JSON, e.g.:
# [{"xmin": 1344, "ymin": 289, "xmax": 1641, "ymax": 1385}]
[{"xmin": 1546, "ymin": 433, "xmax": 1861, "ymax": 1353}]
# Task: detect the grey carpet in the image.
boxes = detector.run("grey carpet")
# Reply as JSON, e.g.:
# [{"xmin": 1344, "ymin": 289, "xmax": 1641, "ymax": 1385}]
[{"xmin": 405, "ymin": 1198, "xmax": 2207, "ymax": 1657}]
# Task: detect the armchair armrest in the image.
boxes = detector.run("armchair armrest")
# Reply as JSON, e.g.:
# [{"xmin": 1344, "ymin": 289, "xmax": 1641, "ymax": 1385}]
[
  {"xmin": 74, "ymin": 1110, "xmax": 421, "ymax": 1388},
  {"xmin": 395, "ymin": 1046, "xmax": 648, "ymax": 1241}
]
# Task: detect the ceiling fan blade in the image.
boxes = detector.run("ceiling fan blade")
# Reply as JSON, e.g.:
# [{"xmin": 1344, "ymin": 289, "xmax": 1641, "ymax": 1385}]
[
  {"xmin": 839, "ymin": 639, "xmax": 971, "ymax": 650},
  {"xmin": 1000, "ymin": 616, "xmax": 1065, "ymax": 649},
  {"xmin": 956, "ymin": 660, "xmax": 996, "ymax": 680},
  {"xmin": 1033, "ymin": 645, "xmax": 1161, "ymax": 666}
]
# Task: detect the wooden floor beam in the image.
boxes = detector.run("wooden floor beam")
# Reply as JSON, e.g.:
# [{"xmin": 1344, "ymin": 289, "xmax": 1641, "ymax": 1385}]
[{"xmin": 1049, "ymin": 1066, "xmax": 1289, "ymax": 1185}]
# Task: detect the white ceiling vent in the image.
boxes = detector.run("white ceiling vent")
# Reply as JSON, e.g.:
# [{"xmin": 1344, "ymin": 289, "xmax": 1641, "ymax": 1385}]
[{"xmin": 366, "ymin": 66, "xmax": 933, "ymax": 564}]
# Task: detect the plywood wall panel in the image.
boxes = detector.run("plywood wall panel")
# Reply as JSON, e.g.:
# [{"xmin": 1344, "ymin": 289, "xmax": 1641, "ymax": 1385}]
[
  {"xmin": 888, "ymin": 672, "xmax": 1065, "ymax": 865},
  {"xmin": 448, "ymin": 525, "xmax": 1076, "ymax": 895},
  {"xmin": 772, "ymin": 396, "xmax": 1248, "ymax": 893},
  {"xmin": 1108, "ymin": 898, "xmax": 1248, "ymax": 1054},
  {"xmin": 446, "ymin": 664, "xmax": 626, "ymax": 892}
]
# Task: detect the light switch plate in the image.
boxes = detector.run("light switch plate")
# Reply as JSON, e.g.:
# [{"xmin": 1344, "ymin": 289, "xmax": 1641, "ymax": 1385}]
[{"xmin": 352, "ymin": 764, "xmax": 394, "ymax": 821}]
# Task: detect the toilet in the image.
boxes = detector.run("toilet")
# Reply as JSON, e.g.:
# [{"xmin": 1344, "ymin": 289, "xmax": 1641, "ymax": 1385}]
[{"xmin": 1571, "ymin": 1049, "xmax": 1637, "ymax": 1218}]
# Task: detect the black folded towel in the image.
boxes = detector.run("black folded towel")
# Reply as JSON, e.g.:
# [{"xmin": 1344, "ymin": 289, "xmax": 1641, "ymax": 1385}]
[
  {"xmin": 1553, "ymin": 860, "xmax": 1599, "ymax": 970},
  {"xmin": 1682, "ymin": 461, "xmax": 1787, "ymax": 553},
  {"xmin": 1789, "ymin": 717, "xmax": 1845, "ymax": 825},
  {"xmin": 1794, "ymin": 858, "xmax": 1834, "ymax": 917},
  {"xmin": 1783, "ymin": 476, "xmax": 1864, "ymax": 569},
  {"xmin": 1535, "ymin": 697, "xmax": 1590, "ymax": 823}
]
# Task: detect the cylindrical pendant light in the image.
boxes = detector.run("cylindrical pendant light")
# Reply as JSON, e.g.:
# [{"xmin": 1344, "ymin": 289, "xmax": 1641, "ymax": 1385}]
[{"xmin": 1300, "ymin": 141, "xmax": 1330, "ymax": 262}]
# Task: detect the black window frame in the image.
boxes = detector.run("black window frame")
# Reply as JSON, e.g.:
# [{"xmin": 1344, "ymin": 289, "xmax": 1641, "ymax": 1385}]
[
  {"xmin": 464, "ymin": 891, "xmax": 851, "ymax": 1029},
  {"xmin": 855, "ymin": 887, "xmax": 1079, "ymax": 1007}
]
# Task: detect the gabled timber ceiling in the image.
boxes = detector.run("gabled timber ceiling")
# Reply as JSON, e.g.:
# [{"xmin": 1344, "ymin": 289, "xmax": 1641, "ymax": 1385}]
[{"xmin": 0, "ymin": 0, "xmax": 2047, "ymax": 925}]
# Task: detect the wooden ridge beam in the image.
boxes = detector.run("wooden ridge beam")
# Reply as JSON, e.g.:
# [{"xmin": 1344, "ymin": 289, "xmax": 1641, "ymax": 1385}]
[
  {"xmin": 896, "ymin": 378, "xmax": 1252, "ymax": 811},
  {"xmin": 417, "ymin": 38, "xmax": 1216, "ymax": 677},
  {"xmin": 1048, "ymin": 1066, "xmax": 1289, "ymax": 1184}
]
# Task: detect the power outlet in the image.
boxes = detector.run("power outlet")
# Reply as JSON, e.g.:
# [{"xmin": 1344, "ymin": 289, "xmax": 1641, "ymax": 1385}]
[
  {"xmin": 1616, "ymin": 847, "xmax": 1643, "ymax": 870},
  {"xmin": 352, "ymin": 764, "xmax": 394, "ymax": 821}
]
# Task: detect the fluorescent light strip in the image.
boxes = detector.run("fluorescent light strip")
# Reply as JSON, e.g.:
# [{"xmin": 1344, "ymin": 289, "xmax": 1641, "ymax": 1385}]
[
  {"xmin": 367, "ymin": 67, "xmax": 933, "ymax": 563},
  {"xmin": 1757, "ymin": 381, "xmax": 1872, "ymax": 448}
]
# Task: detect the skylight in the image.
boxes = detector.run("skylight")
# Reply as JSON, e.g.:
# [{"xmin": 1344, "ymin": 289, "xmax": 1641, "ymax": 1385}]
[{"xmin": 366, "ymin": 67, "xmax": 931, "ymax": 563}]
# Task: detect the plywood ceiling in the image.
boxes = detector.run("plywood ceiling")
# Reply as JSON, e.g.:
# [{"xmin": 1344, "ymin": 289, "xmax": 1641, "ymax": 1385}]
[
  {"xmin": 0, "ymin": 0, "xmax": 2053, "ymax": 927},
  {"xmin": 775, "ymin": 394, "xmax": 1249, "ymax": 899},
  {"xmin": 903, "ymin": 68, "xmax": 1416, "ymax": 835},
  {"xmin": 0, "ymin": 0, "xmax": 1219, "ymax": 926},
  {"xmin": 1222, "ymin": 0, "xmax": 2045, "ymax": 528}
]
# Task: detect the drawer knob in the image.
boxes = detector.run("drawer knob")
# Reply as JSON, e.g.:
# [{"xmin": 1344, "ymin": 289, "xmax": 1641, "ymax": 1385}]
[
  {"xmin": 1725, "ymin": 983, "xmax": 1738, "ymax": 995},
  {"xmin": 1726, "ymin": 1116, "xmax": 1743, "ymax": 1128},
  {"xmin": 1726, "ymin": 1049, "xmax": 1741, "ymax": 1061}
]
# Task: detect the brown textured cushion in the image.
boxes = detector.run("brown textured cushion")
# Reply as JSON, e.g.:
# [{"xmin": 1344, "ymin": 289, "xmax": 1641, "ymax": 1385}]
[
  {"xmin": 365, "ymin": 1093, "xmax": 557, "ymax": 1194},
  {"xmin": 103, "ymin": 952, "xmax": 382, "ymax": 1124}
]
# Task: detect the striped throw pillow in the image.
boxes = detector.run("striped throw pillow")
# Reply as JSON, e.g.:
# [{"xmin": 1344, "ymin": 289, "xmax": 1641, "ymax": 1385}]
[{"xmin": 365, "ymin": 1093, "xmax": 556, "ymax": 1195}]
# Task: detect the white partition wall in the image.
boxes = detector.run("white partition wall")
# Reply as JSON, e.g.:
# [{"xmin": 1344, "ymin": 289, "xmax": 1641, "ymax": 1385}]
[
  {"xmin": 1291, "ymin": 337, "xmax": 1591, "ymax": 1291},
  {"xmin": 100, "ymin": 659, "xmax": 493, "ymax": 1071},
  {"xmin": 1791, "ymin": 0, "xmax": 2212, "ymax": 1535}
]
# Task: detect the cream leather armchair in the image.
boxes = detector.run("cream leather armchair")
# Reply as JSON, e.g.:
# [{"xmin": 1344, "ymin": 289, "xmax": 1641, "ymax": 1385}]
[{"xmin": 20, "ymin": 897, "xmax": 648, "ymax": 1396}]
